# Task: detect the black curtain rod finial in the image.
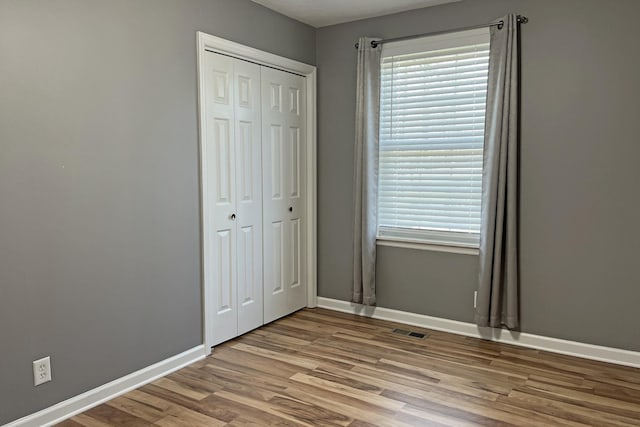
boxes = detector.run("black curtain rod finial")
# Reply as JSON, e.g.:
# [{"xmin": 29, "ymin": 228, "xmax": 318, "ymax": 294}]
[
  {"xmin": 353, "ymin": 40, "xmax": 380, "ymax": 49},
  {"xmin": 495, "ymin": 15, "xmax": 528, "ymax": 30}
]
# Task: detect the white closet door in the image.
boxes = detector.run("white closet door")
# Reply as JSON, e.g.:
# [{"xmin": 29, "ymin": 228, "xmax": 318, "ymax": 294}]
[
  {"xmin": 203, "ymin": 52, "xmax": 238, "ymax": 346},
  {"xmin": 262, "ymin": 67, "xmax": 307, "ymax": 324},
  {"xmin": 233, "ymin": 59, "xmax": 264, "ymax": 336},
  {"xmin": 204, "ymin": 52, "xmax": 263, "ymax": 345}
]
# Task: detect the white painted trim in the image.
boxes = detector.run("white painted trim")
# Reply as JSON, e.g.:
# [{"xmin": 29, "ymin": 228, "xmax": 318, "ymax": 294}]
[
  {"xmin": 197, "ymin": 32, "xmax": 318, "ymax": 351},
  {"xmin": 197, "ymin": 32, "xmax": 315, "ymax": 76},
  {"xmin": 305, "ymin": 68, "xmax": 318, "ymax": 309},
  {"xmin": 4, "ymin": 346, "xmax": 206, "ymax": 427},
  {"xmin": 376, "ymin": 239, "xmax": 479, "ymax": 255},
  {"xmin": 317, "ymin": 297, "xmax": 640, "ymax": 369}
]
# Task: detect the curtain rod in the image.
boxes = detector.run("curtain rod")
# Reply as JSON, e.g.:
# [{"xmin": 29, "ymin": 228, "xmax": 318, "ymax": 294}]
[{"xmin": 354, "ymin": 15, "xmax": 528, "ymax": 49}]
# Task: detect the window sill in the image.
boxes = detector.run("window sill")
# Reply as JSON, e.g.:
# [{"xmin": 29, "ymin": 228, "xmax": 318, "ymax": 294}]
[{"xmin": 376, "ymin": 238, "xmax": 480, "ymax": 256}]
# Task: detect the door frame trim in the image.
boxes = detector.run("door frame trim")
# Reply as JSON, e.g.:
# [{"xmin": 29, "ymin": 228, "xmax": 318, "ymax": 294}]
[{"xmin": 196, "ymin": 32, "xmax": 317, "ymax": 353}]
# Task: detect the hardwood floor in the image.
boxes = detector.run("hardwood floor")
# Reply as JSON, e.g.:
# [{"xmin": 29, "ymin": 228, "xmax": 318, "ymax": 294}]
[{"xmin": 58, "ymin": 308, "xmax": 640, "ymax": 426}]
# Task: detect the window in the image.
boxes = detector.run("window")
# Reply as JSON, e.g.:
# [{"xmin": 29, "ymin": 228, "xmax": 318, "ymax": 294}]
[{"xmin": 378, "ymin": 28, "xmax": 490, "ymax": 248}]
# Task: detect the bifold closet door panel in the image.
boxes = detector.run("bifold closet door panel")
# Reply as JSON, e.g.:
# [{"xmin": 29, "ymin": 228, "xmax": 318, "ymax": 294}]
[
  {"xmin": 233, "ymin": 58, "xmax": 264, "ymax": 336},
  {"xmin": 261, "ymin": 67, "xmax": 307, "ymax": 324},
  {"xmin": 204, "ymin": 52, "xmax": 238, "ymax": 346},
  {"xmin": 204, "ymin": 52, "xmax": 263, "ymax": 346}
]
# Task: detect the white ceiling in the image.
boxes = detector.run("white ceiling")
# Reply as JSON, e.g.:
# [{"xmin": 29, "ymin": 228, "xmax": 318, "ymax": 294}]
[{"xmin": 251, "ymin": 0, "xmax": 461, "ymax": 28}]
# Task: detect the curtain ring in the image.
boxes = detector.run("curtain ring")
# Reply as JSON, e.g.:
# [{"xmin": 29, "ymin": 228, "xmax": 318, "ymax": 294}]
[
  {"xmin": 497, "ymin": 20, "xmax": 504, "ymax": 30},
  {"xmin": 370, "ymin": 40, "xmax": 378, "ymax": 48}
]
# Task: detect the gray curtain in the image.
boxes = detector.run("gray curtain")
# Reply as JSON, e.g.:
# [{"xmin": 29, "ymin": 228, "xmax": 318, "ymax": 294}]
[
  {"xmin": 353, "ymin": 37, "xmax": 381, "ymax": 306},
  {"xmin": 476, "ymin": 15, "xmax": 520, "ymax": 329}
]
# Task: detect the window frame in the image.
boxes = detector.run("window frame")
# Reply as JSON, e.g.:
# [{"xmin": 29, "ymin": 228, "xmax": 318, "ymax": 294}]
[{"xmin": 376, "ymin": 28, "xmax": 490, "ymax": 251}]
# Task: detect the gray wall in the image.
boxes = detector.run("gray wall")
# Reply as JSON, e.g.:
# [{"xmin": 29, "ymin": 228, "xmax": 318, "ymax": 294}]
[
  {"xmin": 0, "ymin": 1, "xmax": 314, "ymax": 424},
  {"xmin": 317, "ymin": 0, "xmax": 640, "ymax": 352}
]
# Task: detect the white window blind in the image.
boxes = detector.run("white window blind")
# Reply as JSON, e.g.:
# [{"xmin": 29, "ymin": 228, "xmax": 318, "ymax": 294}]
[{"xmin": 378, "ymin": 28, "xmax": 490, "ymax": 248}]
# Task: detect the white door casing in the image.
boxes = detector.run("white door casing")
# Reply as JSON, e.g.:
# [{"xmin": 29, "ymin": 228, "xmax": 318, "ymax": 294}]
[
  {"xmin": 198, "ymin": 32, "xmax": 317, "ymax": 352},
  {"xmin": 261, "ymin": 67, "xmax": 307, "ymax": 324}
]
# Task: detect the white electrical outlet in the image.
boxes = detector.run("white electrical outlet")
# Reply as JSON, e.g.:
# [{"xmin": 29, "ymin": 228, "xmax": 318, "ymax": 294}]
[
  {"xmin": 473, "ymin": 291, "xmax": 478, "ymax": 309},
  {"xmin": 33, "ymin": 356, "xmax": 52, "ymax": 386}
]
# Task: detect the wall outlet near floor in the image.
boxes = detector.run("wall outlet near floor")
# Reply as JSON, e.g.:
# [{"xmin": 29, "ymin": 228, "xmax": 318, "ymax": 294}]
[
  {"xmin": 473, "ymin": 291, "xmax": 478, "ymax": 309},
  {"xmin": 33, "ymin": 356, "xmax": 52, "ymax": 386}
]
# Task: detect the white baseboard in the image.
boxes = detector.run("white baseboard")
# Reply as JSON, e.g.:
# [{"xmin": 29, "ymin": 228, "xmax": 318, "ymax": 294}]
[
  {"xmin": 317, "ymin": 297, "xmax": 640, "ymax": 369},
  {"xmin": 4, "ymin": 345, "xmax": 206, "ymax": 427}
]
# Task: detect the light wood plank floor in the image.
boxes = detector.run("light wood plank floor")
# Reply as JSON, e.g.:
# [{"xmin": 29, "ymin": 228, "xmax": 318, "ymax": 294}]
[{"xmin": 58, "ymin": 308, "xmax": 640, "ymax": 426}]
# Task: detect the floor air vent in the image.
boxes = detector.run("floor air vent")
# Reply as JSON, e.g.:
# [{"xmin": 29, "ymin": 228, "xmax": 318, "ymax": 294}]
[{"xmin": 392, "ymin": 328, "xmax": 427, "ymax": 339}]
